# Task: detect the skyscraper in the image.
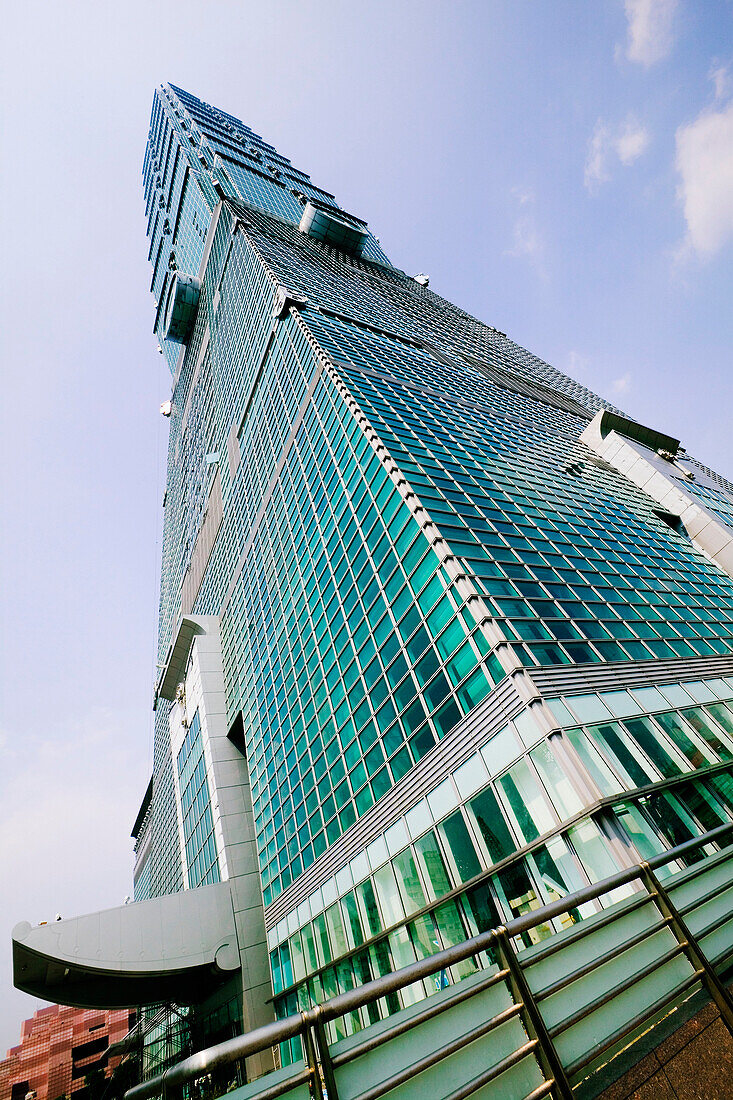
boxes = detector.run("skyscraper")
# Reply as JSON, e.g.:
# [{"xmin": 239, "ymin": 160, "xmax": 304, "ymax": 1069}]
[{"xmin": 15, "ymin": 83, "xmax": 733, "ymax": 1084}]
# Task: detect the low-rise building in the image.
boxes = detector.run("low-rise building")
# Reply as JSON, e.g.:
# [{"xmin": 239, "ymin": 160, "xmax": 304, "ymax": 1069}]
[{"xmin": 0, "ymin": 1006, "xmax": 135, "ymax": 1100}]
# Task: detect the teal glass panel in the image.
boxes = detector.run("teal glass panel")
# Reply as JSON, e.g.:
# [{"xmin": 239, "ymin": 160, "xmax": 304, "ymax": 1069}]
[
  {"xmin": 373, "ymin": 863, "xmax": 406, "ymax": 927},
  {"xmin": 641, "ymin": 792, "xmax": 699, "ymax": 859},
  {"xmin": 325, "ymin": 903, "xmax": 349, "ymax": 958},
  {"xmin": 568, "ymin": 819, "xmax": 625, "ymax": 884},
  {"xmin": 340, "ymin": 892, "xmax": 365, "ymax": 949},
  {"xmin": 655, "ymin": 711, "xmax": 717, "ymax": 768},
  {"xmin": 408, "ymin": 912, "xmax": 441, "ymax": 960},
  {"xmin": 566, "ymin": 727, "xmax": 622, "ymax": 795},
  {"xmin": 706, "ymin": 702, "xmax": 733, "ymax": 737},
  {"xmin": 355, "ymin": 879, "xmax": 382, "ymax": 938},
  {"xmin": 623, "ymin": 717, "xmax": 686, "ymax": 778},
  {"xmin": 462, "ymin": 880, "xmax": 501, "ymax": 936},
  {"xmin": 438, "ymin": 810, "xmax": 482, "ymax": 882},
  {"xmin": 530, "ymin": 741, "xmax": 584, "ymax": 818},
  {"xmin": 586, "ymin": 722, "xmax": 656, "ymax": 787},
  {"xmin": 289, "ymin": 931, "xmax": 306, "ymax": 982},
  {"xmin": 497, "ymin": 759, "xmax": 555, "ymax": 843},
  {"xmin": 414, "ymin": 830, "xmax": 453, "ymax": 900},
  {"xmin": 312, "ymin": 913, "xmax": 331, "ymax": 967},
  {"xmin": 682, "ymin": 707, "xmax": 733, "ymax": 759},
  {"xmin": 707, "ymin": 772, "xmax": 733, "ymax": 813},
  {"xmin": 494, "ymin": 860, "xmax": 551, "ymax": 945},
  {"xmin": 466, "ymin": 786, "xmax": 515, "ymax": 864},
  {"xmin": 176, "ymin": 710, "xmax": 220, "ymax": 888},
  {"xmin": 615, "ymin": 802, "xmax": 666, "ymax": 862},
  {"xmin": 676, "ymin": 781, "xmax": 727, "ymax": 832},
  {"xmin": 433, "ymin": 900, "xmax": 477, "ymax": 979},
  {"xmin": 392, "ymin": 848, "xmax": 428, "ymax": 914}
]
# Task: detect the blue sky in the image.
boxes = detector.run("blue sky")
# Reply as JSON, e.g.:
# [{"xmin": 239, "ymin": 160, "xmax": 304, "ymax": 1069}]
[{"xmin": 1, "ymin": 0, "xmax": 732, "ymax": 1052}]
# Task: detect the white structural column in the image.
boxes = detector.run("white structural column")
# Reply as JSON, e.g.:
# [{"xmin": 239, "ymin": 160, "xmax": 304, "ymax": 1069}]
[
  {"xmin": 163, "ymin": 614, "xmax": 275, "ymax": 1050},
  {"xmin": 580, "ymin": 410, "xmax": 733, "ymax": 579}
]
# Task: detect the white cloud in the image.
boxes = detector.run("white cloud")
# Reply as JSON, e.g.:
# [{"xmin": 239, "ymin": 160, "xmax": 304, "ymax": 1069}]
[
  {"xmin": 585, "ymin": 116, "xmax": 650, "ymax": 190},
  {"xmin": 585, "ymin": 123, "xmax": 612, "ymax": 188},
  {"xmin": 567, "ymin": 351, "xmax": 589, "ymax": 376},
  {"xmin": 616, "ymin": 118, "xmax": 650, "ymax": 164},
  {"xmin": 623, "ymin": 0, "xmax": 678, "ymax": 66},
  {"xmin": 612, "ymin": 372, "xmax": 632, "ymax": 393},
  {"xmin": 505, "ymin": 187, "xmax": 545, "ymax": 273},
  {"xmin": 675, "ymin": 100, "xmax": 733, "ymax": 258},
  {"xmin": 711, "ymin": 63, "xmax": 731, "ymax": 102}
]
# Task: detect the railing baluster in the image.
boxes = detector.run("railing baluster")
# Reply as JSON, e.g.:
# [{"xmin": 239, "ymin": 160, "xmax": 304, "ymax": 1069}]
[
  {"xmin": 301, "ymin": 1016, "xmax": 325, "ymax": 1100},
  {"xmin": 494, "ymin": 927, "xmax": 573, "ymax": 1100},
  {"xmin": 309, "ymin": 1007, "xmax": 339, "ymax": 1100},
  {"xmin": 640, "ymin": 862, "xmax": 733, "ymax": 1037}
]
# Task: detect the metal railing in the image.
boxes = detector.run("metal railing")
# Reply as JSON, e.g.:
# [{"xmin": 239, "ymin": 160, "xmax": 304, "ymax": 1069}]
[{"xmin": 127, "ymin": 823, "xmax": 733, "ymax": 1100}]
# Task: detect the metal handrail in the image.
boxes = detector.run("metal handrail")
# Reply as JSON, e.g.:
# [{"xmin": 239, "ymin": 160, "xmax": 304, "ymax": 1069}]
[
  {"xmin": 328, "ymin": 968, "xmax": 510, "ymax": 1065},
  {"xmin": 265, "ymin": 764, "xmax": 733, "ymax": 1004},
  {"xmin": 533, "ymin": 916, "xmax": 674, "ymax": 1002},
  {"xmin": 126, "ymin": 822, "xmax": 733, "ymax": 1100},
  {"xmin": 505, "ymin": 821, "xmax": 733, "ymax": 937}
]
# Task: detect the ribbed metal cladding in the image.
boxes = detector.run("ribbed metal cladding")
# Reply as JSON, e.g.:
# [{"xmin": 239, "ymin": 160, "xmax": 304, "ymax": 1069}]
[
  {"xmin": 530, "ymin": 655, "xmax": 733, "ymax": 699},
  {"xmin": 264, "ymin": 677, "xmax": 525, "ymax": 930}
]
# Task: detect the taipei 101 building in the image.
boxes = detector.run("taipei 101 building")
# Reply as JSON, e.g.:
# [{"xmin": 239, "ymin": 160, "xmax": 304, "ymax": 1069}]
[{"xmin": 13, "ymin": 85, "xmax": 733, "ymax": 1098}]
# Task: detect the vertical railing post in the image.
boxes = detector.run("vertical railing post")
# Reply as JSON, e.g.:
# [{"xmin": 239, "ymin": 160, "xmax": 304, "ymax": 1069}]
[
  {"xmin": 494, "ymin": 927, "xmax": 574, "ymax": 1100},
  {"xmin": 641, "ymin": 863, "xmax": 733, "ymax": 1036},
  {"xmin": 300, "ymin": 1014, "xmax": 325, "ymax": 1100},
  {"xmin": 311, "ymin": 1007, "xmax": 340, "ymax": 1100}
]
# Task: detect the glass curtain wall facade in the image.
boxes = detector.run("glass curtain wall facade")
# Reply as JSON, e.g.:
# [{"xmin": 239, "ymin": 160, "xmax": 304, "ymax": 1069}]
[{"xmin": 139, "ymin": 84, "xmax": 733, "ymax": 1048}]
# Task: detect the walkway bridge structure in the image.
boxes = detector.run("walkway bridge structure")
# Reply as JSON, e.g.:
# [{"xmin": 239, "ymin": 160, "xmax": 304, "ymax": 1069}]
[{"xmin": 125, "ymin": 826, "xmax": 733, "ymax": 1100}]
